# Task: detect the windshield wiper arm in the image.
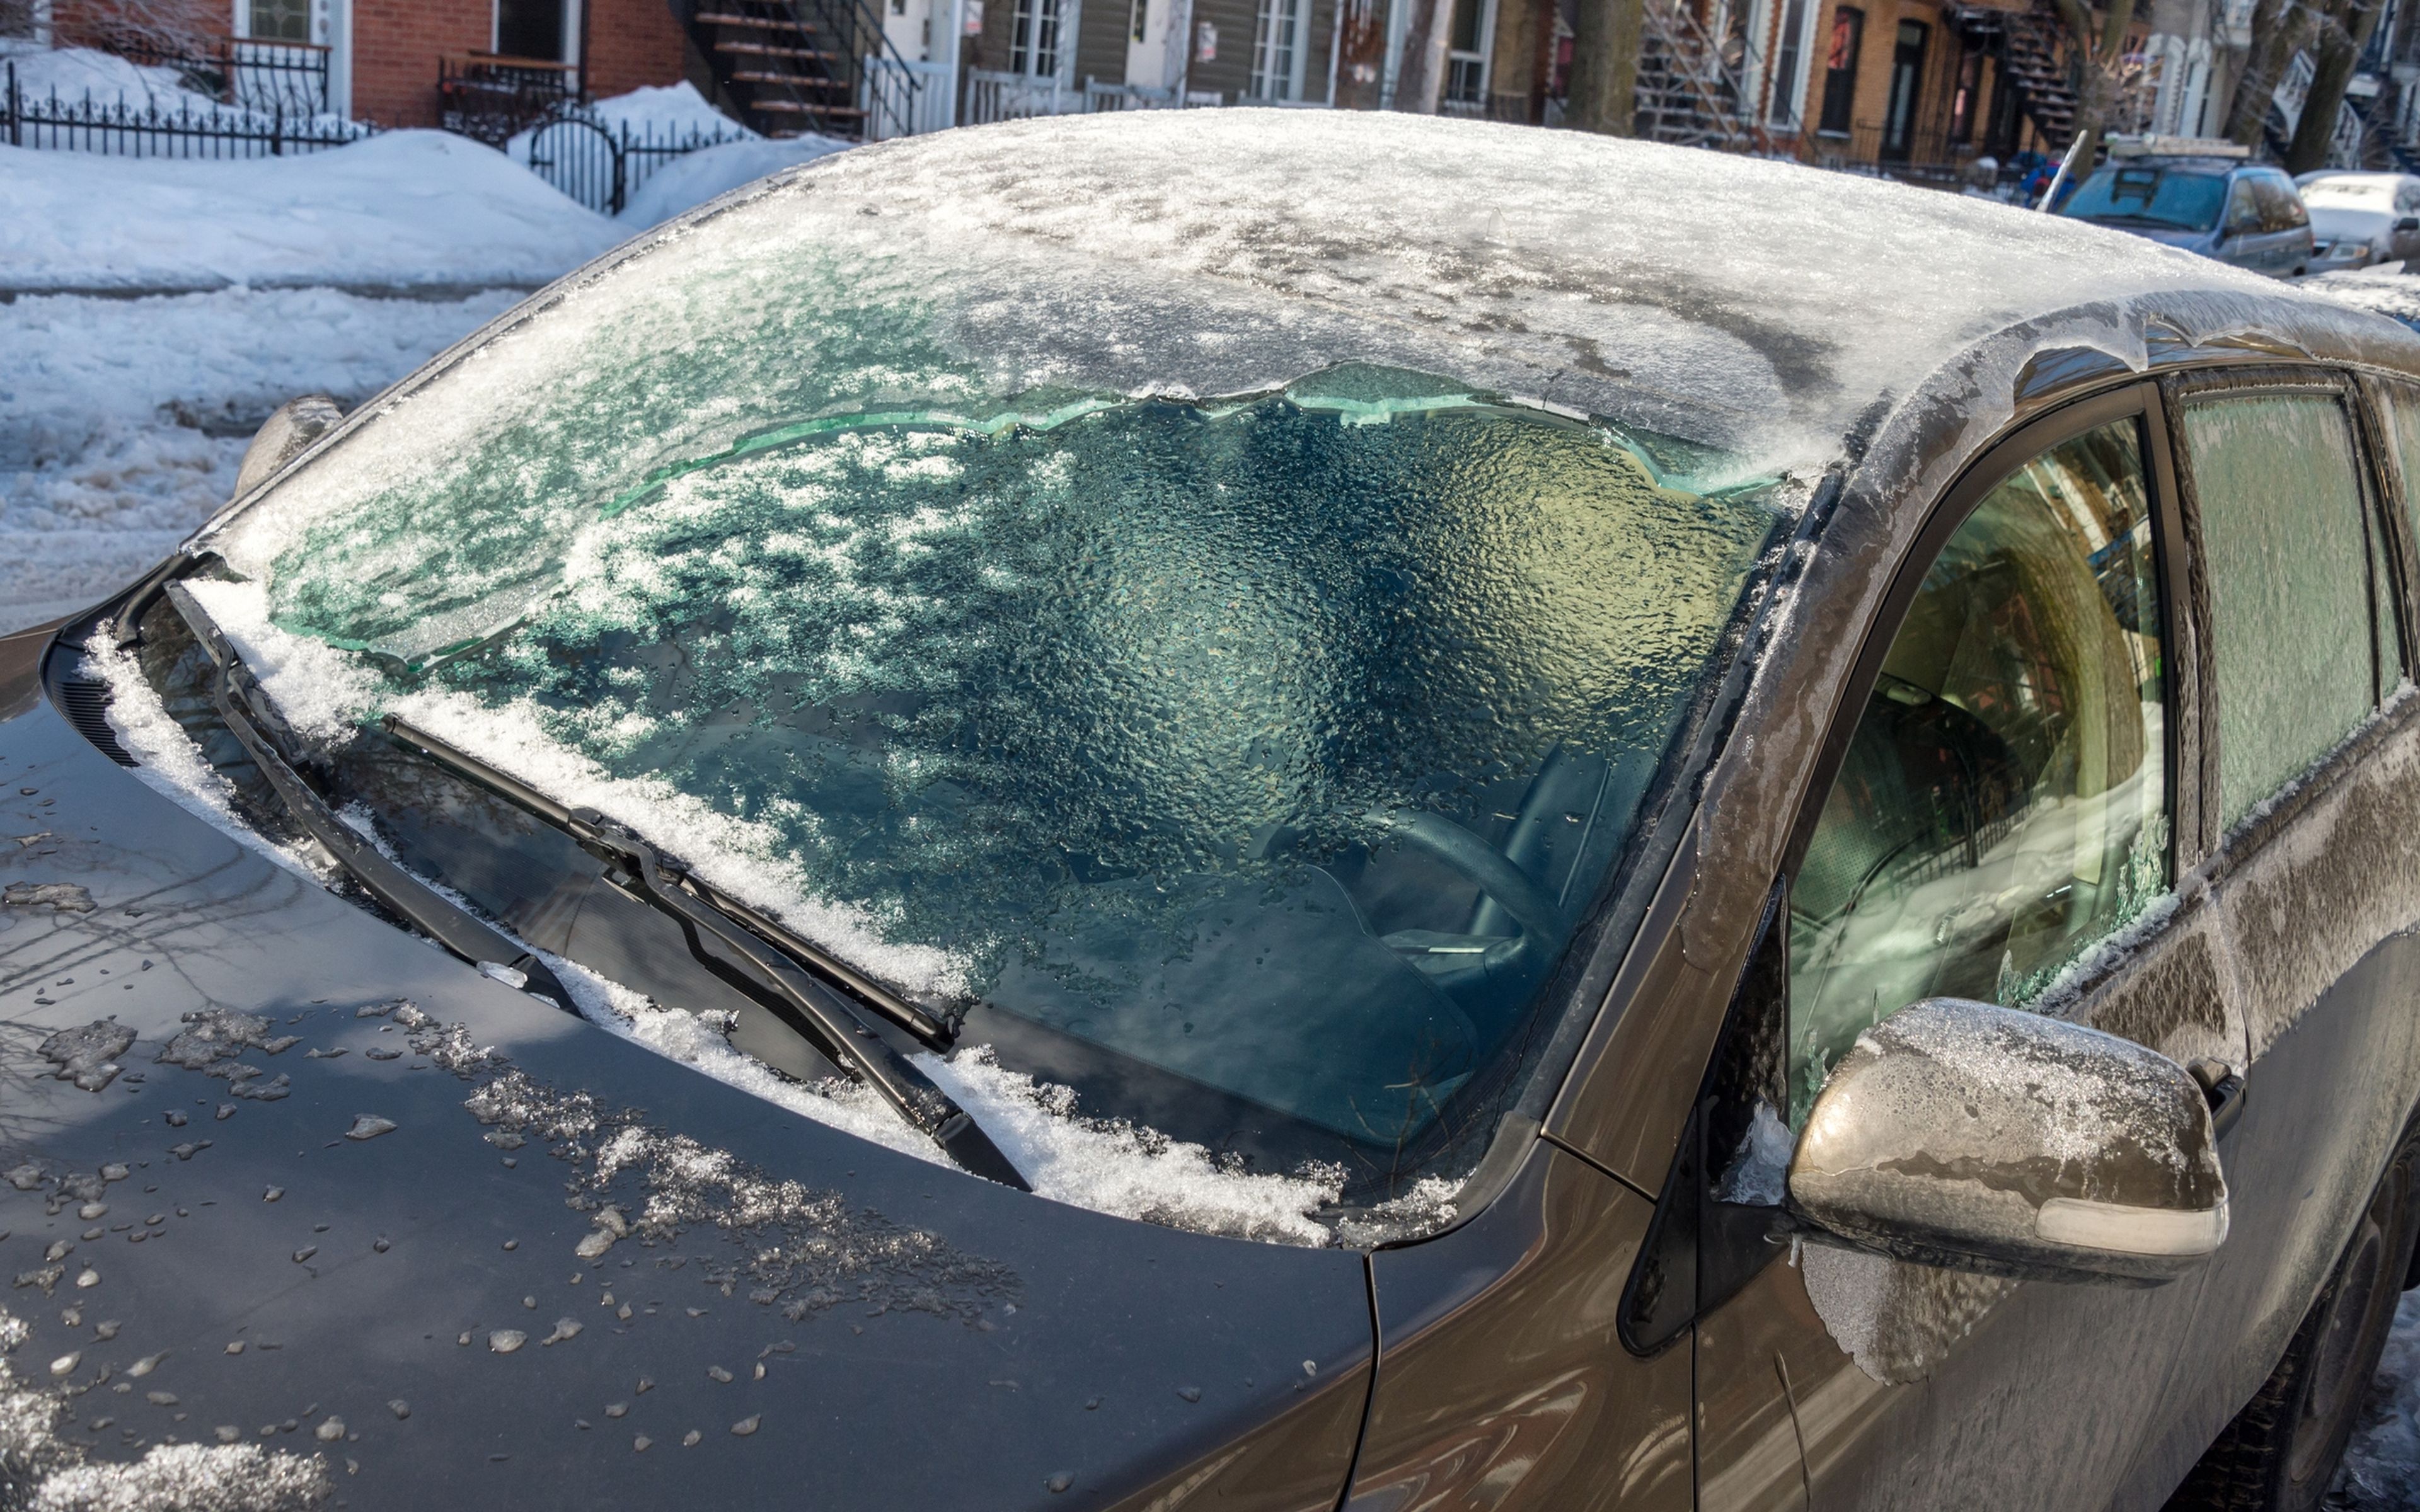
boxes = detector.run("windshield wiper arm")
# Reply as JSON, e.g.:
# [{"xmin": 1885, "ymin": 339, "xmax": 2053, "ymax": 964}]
[
  {"xmin": 377, "ymin": 714, "xmax": 1030, "ymax": 1192},
  {"xmin": 162, "ymin": 582, "xmax": 577, "ymax": 1013}
]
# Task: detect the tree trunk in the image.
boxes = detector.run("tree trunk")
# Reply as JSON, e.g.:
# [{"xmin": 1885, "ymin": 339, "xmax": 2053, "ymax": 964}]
[
  {"xmin": 2049, "ymin": 0, "xmax": 2138, "ymax": 186},
  {"xmin": 2286, "ymin": 0, "xmax": 2383, "ymax": 172},
  {"xmin": 2224, "ymin": 0, "xmax": 2308, "ymax": 146},
  {"xmin": 1393, "ymin": 0, "xmax": 1454, "ymax": 111},
  {"xmin": 1567, "ymin": 0, "xmax": 1647, "ymax": 132}
]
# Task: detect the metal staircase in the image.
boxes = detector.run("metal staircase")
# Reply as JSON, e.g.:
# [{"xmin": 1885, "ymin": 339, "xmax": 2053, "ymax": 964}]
[
  {"xmin": 1632, "ymin": 0, "xmax": 1772, "ymax": 152},
  {"xmin": 1949, "ymin": 1, "xmax": 2077, "ymax": 151},
  {"xmin": 671, "ymin": 0, "xmax": 921, "ymax": 139}
]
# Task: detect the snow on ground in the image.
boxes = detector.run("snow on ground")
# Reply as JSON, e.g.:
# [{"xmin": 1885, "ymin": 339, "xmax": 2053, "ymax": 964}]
[
  {"xmin": 0, "ymin": 131, "xmax": 619, "ymax": 294},
  {"xmin": 0, "ymin": 286, "xmax": 518, "ymax": 631},
  {"xmin": 616, "ymin": 134, "xmax": 852, "ymax": 227},
  {"xmin": 2307, "ymin": 265, "xmax": 2420, "ymax": 332},
  {"xmin": 2337, "ymin": 1291, "xmax": 2420, "ymax": 1508},
  {"xmin": 506, "ymin": 79, "xmax": 752, "ymax": 157}
]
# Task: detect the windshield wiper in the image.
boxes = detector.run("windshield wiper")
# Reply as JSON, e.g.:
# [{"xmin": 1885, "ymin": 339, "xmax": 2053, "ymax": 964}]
[
  {"xmin": 162, "ymin": 581, "xmax": 578, "ymax": 1013},
  {"xmin": 376, "ymin": 714, "xmax": 1030, "ymax": 1192}
]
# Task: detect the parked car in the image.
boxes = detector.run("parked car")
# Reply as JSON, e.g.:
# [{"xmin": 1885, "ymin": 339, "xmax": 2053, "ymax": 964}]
[
  {"xmin": 2060, "ymin": 150, "xmax": 2315, "ymax": 277},
  {"xmin": 2296, "ymin": 169, "xmax": 2420, "ymax": 273},
  {"xmin": 8, "ymin": 114, "xmax": 2420, "ymax": 1511}
]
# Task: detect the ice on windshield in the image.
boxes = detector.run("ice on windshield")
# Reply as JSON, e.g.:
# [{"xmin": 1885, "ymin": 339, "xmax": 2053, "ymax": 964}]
[{"xmin": 187, "ymin": 355, "xmax": 1782, "ymax": 1203}]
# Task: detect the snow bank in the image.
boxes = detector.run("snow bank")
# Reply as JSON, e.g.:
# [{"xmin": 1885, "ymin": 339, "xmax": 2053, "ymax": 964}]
[
  {"xmin": 507, "ymin": 81, "xmax": 753, "ymax": 162},
  {"xmin": 0, "ymin": 130, "xmax": 621, "ymax": 293},
  {"xmin": 4, "ymin": 45, "xmax": 195, "ymax": 107},
  {"xmin": 618, "ymin": 135, "xmax": 851, "ymax": 227},
  {"xmin": 0, "ymin": 286, "xmax": 516, "ymax": 633}
]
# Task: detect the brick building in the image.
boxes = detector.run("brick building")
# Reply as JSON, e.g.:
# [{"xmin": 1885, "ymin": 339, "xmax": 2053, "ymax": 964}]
[{"xmin": 45, "ymin": 0, "xmax": 692, "ymax": 125}]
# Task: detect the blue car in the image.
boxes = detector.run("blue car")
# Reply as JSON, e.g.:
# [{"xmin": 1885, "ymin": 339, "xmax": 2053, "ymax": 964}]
[{"xmin": 2061, "ymin": 153, "xmax": 2315, "ymax": 278}]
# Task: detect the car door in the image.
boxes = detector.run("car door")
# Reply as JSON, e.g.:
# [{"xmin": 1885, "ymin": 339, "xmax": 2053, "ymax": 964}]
[
  {"xmin": 1691, "ymin": 382, "xmax": 2247, "ymax": 1512},
  {"xmin": 2118, "ymin": 368, "xmax": 2420, "ymax": 1500}
]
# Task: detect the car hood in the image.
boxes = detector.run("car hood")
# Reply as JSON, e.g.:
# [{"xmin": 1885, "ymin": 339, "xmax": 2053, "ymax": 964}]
[{"xmin": 0, "ymin": 628, "xmax": 1373, "ymax": 1510}]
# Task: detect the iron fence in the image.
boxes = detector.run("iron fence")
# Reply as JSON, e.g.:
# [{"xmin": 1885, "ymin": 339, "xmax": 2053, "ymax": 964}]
[
  {"xmin": 439, "ymin": 52, "xmax": 579, "ymax": 146},
  {"xmin": 105, "ymin": 33, "xmax": 333, "ymax": 117},
  {"xmin": 521, "ymin": 106, "xmax": 756, "ymax": 215},
  {"xmin": 3, "ymin": 59, "xmax": 372, "ymax": 156}
]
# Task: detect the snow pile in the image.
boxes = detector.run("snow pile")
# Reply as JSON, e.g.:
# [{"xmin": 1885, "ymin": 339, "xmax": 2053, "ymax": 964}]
[
  {"xmin": 618, "ymin": 136, "xmax": 851, "ymax": 228},
  {"xmin": 0, "ymin": 286, "xmax": 517, "ymax": 633},
  {"xmin": 0, "ymin": 131, "xmax": 620, "ymax": 294},
  {"xmin": 5, "ymin": 45, "xmax": 199, "ymax": 109},
  {"xmin": 507, "ymin": 81, "xmax": 752, "ymax": 159},
  {"xmin": 2339, "ymin": 1290, "xmax": 2420, "ymax": 1508}
]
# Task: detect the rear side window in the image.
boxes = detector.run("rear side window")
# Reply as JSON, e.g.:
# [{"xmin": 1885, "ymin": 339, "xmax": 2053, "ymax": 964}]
[
  {"xmin": 2250, "ymin": 173, "xmax": 2308, "ymax": 231},
  {"xmin": 1789, "ymin": 420, "xmax": 2169, "ymax": 1118},
  {"xmin": 2182, "ymin": 392, "xmax": 2376, "ymax": 831}
]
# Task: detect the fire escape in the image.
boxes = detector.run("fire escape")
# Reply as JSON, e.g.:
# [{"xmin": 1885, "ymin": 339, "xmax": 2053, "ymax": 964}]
[
  {"xmin": 1633, "ymin": 0, "xmax": 1775, "ymax": 152},
  {"xmin": 1949, "ymin": 1, "xmax": 2078, "ymax": 151},
  {"xmin": 671, "ymin": 0, "xmax": 918, "ymax": 139}
]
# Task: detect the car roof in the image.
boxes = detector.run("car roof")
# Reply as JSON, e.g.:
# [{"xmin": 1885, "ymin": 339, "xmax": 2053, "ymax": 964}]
[{"xmin": 709, "ymin": 112, "xmax": 2420, "ymax": 499}]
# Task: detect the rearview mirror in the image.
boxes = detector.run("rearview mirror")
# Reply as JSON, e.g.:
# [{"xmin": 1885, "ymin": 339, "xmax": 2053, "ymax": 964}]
[
  {"xmin": 1788, "ymin": 999, "xmax": 2228, "ymax": 1284},
  {"xmin": 2397, "ymin": 216, "xmax": 2419, "ymax": 232},
  {"xmin": 231, "ymin": 394, "xmax": 346, "ymax": 505}
]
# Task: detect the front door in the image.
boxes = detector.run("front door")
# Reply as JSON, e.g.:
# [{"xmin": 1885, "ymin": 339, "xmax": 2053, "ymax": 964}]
[{"xmin": 1696, "ymin": 385, "xmax": 2242, "ymax": 1511}]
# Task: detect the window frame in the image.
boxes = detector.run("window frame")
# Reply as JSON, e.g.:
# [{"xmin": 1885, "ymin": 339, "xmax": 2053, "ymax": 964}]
[{"xmin": 2163, "ymin": 364, "xmax": 2414, "ymax": 866}]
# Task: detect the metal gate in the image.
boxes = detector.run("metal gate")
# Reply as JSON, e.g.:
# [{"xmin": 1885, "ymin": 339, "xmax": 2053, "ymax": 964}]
[{"xmin": 526, "ymin": 115, "xmax": 626, "ymax": 215}]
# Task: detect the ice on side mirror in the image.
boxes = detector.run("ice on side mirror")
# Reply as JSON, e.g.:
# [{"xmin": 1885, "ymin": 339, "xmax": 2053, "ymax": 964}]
[
  {"xmin": 231, "ymin": 394, "xmax": 346, "ymax": 505},
  {"xmin": 1788, "ymin": 999, "xmax": 2228, "ymax": 1285}
]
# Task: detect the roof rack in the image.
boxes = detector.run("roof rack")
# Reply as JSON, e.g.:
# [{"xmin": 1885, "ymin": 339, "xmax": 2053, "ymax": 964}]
[{"xmin": 2105, "ymin": 134, "xmax": 2251, "ymax": 159}]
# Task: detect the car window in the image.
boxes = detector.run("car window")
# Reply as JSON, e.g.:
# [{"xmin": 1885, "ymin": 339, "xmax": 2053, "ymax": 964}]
[
  {"xmin": 1788, "ymin": 419, "xmax": 2169, "ymax": 1120},
  {"xmin": 2225, "ymin": 178, "xmax": 2260, "ymax": 235},
  {"xmin": 2060, "ymin": 166, "xmax": 2228, "ymax": 232},
  {"xmin": 2252, "ymin": 172, "xmax": 2310, "ymax": 231},
  {"xmin": 2182, "ymin": 392, "xmax": 2377, "ymax": 831}
]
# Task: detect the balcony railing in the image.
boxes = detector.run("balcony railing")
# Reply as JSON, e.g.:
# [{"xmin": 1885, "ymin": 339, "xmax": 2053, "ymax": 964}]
[{"xmin": 438, "ymin": 52, "xmax": 578, "ymax": 146}]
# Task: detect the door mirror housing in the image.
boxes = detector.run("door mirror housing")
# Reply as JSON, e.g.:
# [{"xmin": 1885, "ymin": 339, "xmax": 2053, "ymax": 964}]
[
  {"xmin": 1788, "ymin": 999, "xmax": 2228, "ymax": 1285},
  {"xmin": 2396, "ymin": 216, "xmax": 2419, "ymax": 232},
  {"xmin": 231, "ymin": 394, "xmax": 346, "ymax": 505}
]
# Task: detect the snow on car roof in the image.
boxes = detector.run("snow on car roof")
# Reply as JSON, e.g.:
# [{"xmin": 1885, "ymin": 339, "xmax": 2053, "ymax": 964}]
[{"xmin": 685, "ymin": 109, "xmax": 2347, "ymax": 482}]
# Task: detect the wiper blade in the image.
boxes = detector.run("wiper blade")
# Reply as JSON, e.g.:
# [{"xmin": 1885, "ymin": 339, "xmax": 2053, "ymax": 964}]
[
  {"xmin": 377, "ymin": 714, "xmax": 1030, "ymax": 1192},
  {"xmin": 161, "ymin": 581, "xmax": 577, "ymax": 1013}
]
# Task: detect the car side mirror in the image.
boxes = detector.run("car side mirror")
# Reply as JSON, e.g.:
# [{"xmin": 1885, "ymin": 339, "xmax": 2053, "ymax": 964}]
[
  {"xmin": 2397, "ymin": 216, "xmax": 2418, "ymax": 232},
  {"xmin": 1787, "ymin": 999, "xmax": 2228, "ymax": 1285},
  {"xmin": 230, "ymin": 394, "xmax": 346, "ymax": 505}
]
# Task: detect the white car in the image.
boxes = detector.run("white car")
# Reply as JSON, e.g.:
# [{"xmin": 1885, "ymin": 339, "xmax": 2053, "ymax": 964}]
[{"xmin": 2296, "ymin": 170, "xmax": 2420, "ymax": 272}]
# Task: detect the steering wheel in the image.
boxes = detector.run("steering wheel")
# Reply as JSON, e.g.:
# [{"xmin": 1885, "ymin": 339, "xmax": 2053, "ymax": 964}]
[{"xmin": 1362, "ymin": 806, "xmax": 1569, "ymax": 958}]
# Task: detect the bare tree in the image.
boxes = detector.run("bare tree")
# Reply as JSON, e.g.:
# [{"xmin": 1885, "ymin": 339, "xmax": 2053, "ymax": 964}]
[
  {"xmin": 73, "ymin": 0, "xmax": 221, "ymax": 54},
  {"xmin": 2286, "ymin": 0, "xmax": 2384, "ymax": 171},
  {"xmin": 1565, "ymin": 0, "xmax": 1647, "ymax": 132},
  {"xmin": 1394, "ymin": 0, "xmax": 1453, "ymax": 112},
  {"xmin": 2224, "ymin": 0, "xmax": 2313, "ymax": 145},
  {"xmin": 2048, "ymin": 0, "xmax": 2143, "ymax": 164}
]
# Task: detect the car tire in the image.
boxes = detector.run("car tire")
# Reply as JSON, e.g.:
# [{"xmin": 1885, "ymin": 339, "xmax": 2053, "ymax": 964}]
[{"xmin": 2167, "ymin": 1125, "xmax": 2420, "ymax": 1511}]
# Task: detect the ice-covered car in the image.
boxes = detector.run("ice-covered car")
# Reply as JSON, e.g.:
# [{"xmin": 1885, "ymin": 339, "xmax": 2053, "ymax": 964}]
[
  {"xmin": 7, "ymin": 113, "xmax": 2420, "ymax": 1511},
  {"xmin": 2296, "ymin": 170, "xmax": 2420, "ymax": 273}
]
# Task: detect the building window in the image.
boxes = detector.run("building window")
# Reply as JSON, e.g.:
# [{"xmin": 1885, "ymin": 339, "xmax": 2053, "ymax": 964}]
[
  {"xmin": 250, "ymin": 0, "xmax": 313, "ymax": 42},
  {"xmin": 1132, "ymin": 0, "xmax": 1148, "ymax": 44},
  {"xmin": 497, "ymin": 0, "xmax": 566, "ymax": 60},
  {"xmin": 1012, "ymin": 0, "xmax": 1063, "ymax": 77},
  {"xmin": 1250, "ymin": 0, "xmax": 1306, "ymax": 100},
  {"xmin": 1769, "ymin": 0, "xmax": 1808, "ymax": 125},
  {"xmin": 1879, "ymin": 19, "xmax": 1924, "ymax": 158},
  {"xmin": 1817, "ymin": 6, "xmax": 1860, "ymax": 135},
  {"xmin": 1441, "ymin": 0, "xmax": 1490, "ymax": 106}
]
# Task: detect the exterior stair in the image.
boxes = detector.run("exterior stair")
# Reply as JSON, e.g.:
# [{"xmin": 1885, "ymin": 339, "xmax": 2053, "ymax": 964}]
[
  {"xmin": 1949, "ymin": 1, "xmax": 2077, "ymax": 151},
  {"xmin": 1632, "ymin": 0, "xmax": 1772, "ymax": 152},
  {"xmin": 671, "ymin": 0, "xmax": 901, "ymax": 138}
]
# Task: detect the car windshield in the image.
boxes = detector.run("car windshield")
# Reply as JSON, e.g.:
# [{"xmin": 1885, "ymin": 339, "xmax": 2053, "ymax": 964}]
[
  {"xmin": 188, "ymin": 177, "xmax": 1789, "ymax": 1222},
  {"xmin": 2061, "ymin": 165, "xmax": 2230, "ymax": 231}
]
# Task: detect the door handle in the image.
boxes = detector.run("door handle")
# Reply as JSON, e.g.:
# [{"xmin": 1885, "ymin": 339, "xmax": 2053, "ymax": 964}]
[{"xmin": 2190, "ymin": 1058, "xmax": 2247, "ymax": 1140}]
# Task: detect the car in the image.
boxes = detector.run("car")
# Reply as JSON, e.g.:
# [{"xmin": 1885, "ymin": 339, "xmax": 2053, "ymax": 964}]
[
  {"xmin": 4, "ymin": 112, "xmax": 2420, "ymax": 1511},
  {"xmin": 2295, "ymin": 169, "xmax": 2420, "ymax": 273},
  {"xmin": 2060, "ymin": 143, "xmax": 2315, "ymax": 277}
]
